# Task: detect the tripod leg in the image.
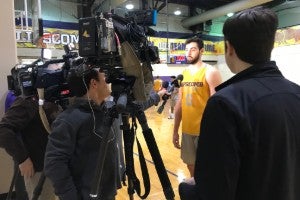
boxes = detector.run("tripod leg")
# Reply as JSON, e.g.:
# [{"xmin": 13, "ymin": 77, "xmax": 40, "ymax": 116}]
[
  {"xmin": 121, "ymin": 114, "xmax": 135, "ymax": 200},
  {"xmin": 127, "ymin": 179, "xmax": 134, "ymax": 200},
  {"xmin": 136, "ymin": 110, "xmax": 175, "ymax": 200},
  {"xmin": 6, "ymin": 164, "xmax": 18, "ymax": 200}
]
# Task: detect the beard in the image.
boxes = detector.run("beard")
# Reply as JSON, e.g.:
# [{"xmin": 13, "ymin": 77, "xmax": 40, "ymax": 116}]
[{"xmin": 186, "ymin": 54, "xmax": 200, "ymax": 64}]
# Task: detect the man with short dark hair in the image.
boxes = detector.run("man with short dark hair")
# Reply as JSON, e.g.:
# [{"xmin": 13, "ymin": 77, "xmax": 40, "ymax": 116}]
[
  {"xmin": 44, "ymin": 68, "xmax": 119, "ymax": 200},
  {"xmin": 179, "ymin": 6, "xmax": 300, "ymax": 200},
  {"xmin": 173, "ymin": 37, "xmax": 222, "ymax": 177},
  {"xmin": 44, "ymin": 67, "xmax": 166, "ymax": 200}
]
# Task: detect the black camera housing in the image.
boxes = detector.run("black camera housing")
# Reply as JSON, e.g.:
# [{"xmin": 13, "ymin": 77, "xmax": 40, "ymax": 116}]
[{"xmin": 7, "ymin": 47, "xmax": 79, "ymax": 108}]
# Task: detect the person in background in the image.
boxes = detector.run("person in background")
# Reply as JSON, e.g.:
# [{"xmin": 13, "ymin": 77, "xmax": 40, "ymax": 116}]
[
  {"xmin": 0, "ymin": 92, "xmax": 60, "ymax": 200},
  {"xmin": 173, "ymin": 37, "xmax": 222, "ymax": 177},
  {"xmin": 179, "ymin": 6, "xmax": 300, "ymax": 200},
  {"xmin": 153, "ymin": 75, "xmax": 163, "ymax": 93},
  {"xmin": 168, "ymin": 75, "xmax": 179, "ymax": 119},
  {"xmin": 5, "ymin": 90, "xmax": 17, "ymax": 112},
  {"xmin": 44, "ymin": 68, "xmax": 166, "ymax": 200}
]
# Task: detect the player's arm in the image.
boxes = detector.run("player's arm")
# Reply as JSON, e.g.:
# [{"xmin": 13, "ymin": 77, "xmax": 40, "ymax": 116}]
[{"xmin": 206, "ymin": 66, "xmax": 222, "ymax": 96}]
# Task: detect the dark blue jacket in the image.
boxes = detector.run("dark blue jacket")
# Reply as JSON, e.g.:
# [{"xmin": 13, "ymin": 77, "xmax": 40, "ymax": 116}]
[
  {"xmin": 180, "ymin": 61, "xmax": 300, "ymax": 200},
  {"xmin": 44, "ymin": 98, "xmax": 121, "ymax": 200}
]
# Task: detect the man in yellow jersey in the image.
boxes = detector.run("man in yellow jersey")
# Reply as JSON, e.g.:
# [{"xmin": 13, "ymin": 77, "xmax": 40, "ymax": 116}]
[
  {"xmin": 153, "ymin": 76, "xmax": 163, "ymax": 93},
  {"xmin": 172, "ymin": 37, "xmax": 222, "ymax": 177}
]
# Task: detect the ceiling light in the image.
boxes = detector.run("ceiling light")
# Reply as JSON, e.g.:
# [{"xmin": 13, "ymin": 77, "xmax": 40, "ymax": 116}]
[
  {"xmin": 174, "ymin": 9, "xmax": 181, "ymax": 16},
  {"xmin": 125, "ymin": 2, "xmax": 134, "ymax": 10}
]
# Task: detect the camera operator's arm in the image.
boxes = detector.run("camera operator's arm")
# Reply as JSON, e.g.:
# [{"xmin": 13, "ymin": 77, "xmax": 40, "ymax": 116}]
[
  {"xmin": 135, "ymin": 88, "xmax": 167, "ymax": 110},
  {"xmin": 0, "ymin": 97, "xmax": 36, "ymax": 176},
  {"xmin": 173, "ymin": 88, "xmax": 182, "ymax": 149}
]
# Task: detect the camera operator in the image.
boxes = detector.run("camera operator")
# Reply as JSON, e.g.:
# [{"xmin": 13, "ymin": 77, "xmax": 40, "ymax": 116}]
[
  {"xmin": 0, "ymin": 90, "xmax": 61, "ymax": 200},
  {"xmin": 44, "ymin": 67, "xmax": 166, "ymax": 200}
]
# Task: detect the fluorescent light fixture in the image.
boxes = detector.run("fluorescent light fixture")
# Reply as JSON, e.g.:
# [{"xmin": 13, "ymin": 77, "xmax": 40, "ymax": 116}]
[
  {"xmin": 174, "ymin": 9, "xmax": 181, "ymax": 16},
  {"xmin": 125, "ymin": 2, "xmax": 134, "ymax": 10},
  {"xmin": 227, "ymin": 12, "xmax": 234, "ymax": 17}
]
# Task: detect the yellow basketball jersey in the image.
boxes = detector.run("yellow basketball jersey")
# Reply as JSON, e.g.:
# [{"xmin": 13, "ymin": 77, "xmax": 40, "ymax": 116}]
[
  {"xmin": 153, "ymin": 79, "xmax": 162, "ymax": 92},
  {"xmin": 181, "ymin": 66, "xmax": 210, "ymax": 135}
]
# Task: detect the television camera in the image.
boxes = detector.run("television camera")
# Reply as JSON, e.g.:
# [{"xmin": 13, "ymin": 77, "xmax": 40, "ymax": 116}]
[
  {"xmin": 7, "ymin": 45, "xmax": 79, "ymax": 109},
  {"xmin": 77, "ymin": 12, "xmax": 159, "ymax": 109}
]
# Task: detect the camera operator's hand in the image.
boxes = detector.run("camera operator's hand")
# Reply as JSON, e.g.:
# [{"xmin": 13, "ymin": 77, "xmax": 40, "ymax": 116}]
[
  {"xmin": 19, "ymin": 157, "xmax": 35, "ymax": 178},
  {"xmin": 157, "ymin": 88, "xmax": 167, "ymax": 101}
]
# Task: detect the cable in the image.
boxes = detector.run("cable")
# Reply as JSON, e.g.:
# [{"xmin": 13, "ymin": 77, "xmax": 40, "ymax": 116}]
[{"xmin": 81, "ymin": 70, "xmax": 115, "ymax": 143}]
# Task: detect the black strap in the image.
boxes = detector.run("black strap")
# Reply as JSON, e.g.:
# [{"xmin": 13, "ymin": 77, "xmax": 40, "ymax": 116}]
[
  {"xmin": 123, "ymin": 116, "xmax": 151, "ymax": 199},
  {"xmin": 31, "ymin": 172, "xmax": 46, "ymax": 200},
  {"xmin": 135, "ymin": 137, "xmax": 150, "ymax": 199},
  {"xmin": 6, "ymin": 164, "xmax": 19, "ymax": 200}
]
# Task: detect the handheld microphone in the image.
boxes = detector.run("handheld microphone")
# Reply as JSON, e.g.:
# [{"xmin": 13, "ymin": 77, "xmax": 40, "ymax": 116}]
[
  {"xmin": 167, "ymin": 74, "xmax": 183, "ymax": 94},
  {"xmin": 157, "ymin": 74, "xmax": 183, "ymax": 114}
]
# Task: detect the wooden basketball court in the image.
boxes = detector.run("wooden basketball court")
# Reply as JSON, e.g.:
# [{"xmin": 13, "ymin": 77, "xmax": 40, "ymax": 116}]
[{"xmin": 116, "ymin": 102, "xmax": 189, "ymax": 200}]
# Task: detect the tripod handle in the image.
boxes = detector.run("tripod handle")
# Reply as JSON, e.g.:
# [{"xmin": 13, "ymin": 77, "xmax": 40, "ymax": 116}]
[{"xmin": 116, "ymin": 93, "xmax": 127, "ymax": 113}]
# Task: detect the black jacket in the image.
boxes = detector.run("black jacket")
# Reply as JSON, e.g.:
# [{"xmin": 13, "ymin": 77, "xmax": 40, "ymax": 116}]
[
  {"xmin": 180, "ymin": 61, "xmax": 300, "ymax": 200},
  {"xmin": 0, "ymin": 96, "xmax": 59, "ymax": 171},
  {"xmin": 44, "ymin": 98, "xmax": 121, "ymax": 200}
]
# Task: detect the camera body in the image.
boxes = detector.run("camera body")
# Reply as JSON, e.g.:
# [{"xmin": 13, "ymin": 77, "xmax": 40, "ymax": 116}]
[
  {"xmin": 8, "ymin": 12, "xmax": 159, "ymax": 109},
  {"xmin": 7, "ymin": 47, "xmax": 79, "ymax": 108},
  {"xmin": 7, "ymin": 62, "xmax": 39, "ymax": 97},
  {"xmin": 76, "ymin": 12, "xmax": 159, "ymax": 104}
]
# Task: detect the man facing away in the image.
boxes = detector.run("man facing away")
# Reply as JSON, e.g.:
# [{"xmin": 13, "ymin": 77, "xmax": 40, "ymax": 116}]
[
  {"xmin": 179, "ymin": 6, "xmax": 300, "ymax": 200},
  {"xmin": 173, "ymin": 37, "xmax": 222, "ymax": 177}
]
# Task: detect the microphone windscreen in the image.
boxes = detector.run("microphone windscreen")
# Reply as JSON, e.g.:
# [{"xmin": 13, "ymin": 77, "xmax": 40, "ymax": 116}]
[{"xmin": 177, "ymin": 74, "xmax": 184, "ymax": 81}]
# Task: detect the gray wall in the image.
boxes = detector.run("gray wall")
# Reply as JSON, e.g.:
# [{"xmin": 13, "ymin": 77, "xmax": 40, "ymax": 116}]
[{"xmin": 0, "ymin": 1, "xmax": 18, "ymax": 194}]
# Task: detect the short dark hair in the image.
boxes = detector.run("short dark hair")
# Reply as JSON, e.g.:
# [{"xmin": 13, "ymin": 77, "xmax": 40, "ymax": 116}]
[
  {"xmin": 67, "ymin": 69, "xmax": 99, "ymax": 97},
  {"xmin": 185, "ymin": 37, "xmax": 204, "ymax": 49},
  {"xmin": 223, "ymin": 6, "xmax": 278, "ymax": 64},
  {"xmin": 170, "ymin": 75, "xmax": 176, "ymax": 79}
]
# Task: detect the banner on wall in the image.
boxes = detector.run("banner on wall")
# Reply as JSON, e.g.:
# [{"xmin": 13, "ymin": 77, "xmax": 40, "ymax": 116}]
[
  {"xmin": 16, "ymin": 27, "xmax": 79, "ymax": 49},
  {"xmin": 148, "ymin": 37, "xmax": 225, "ymax": 64},
  {"xmin": 275, "ymin": 25, "xmax": 300, "ymax": 47}
]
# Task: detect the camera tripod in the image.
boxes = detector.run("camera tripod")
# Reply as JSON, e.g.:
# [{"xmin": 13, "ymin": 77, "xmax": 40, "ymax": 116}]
[{"xmin": 90, "ymin": 99, "xmax": 175, "ymax": 200}]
